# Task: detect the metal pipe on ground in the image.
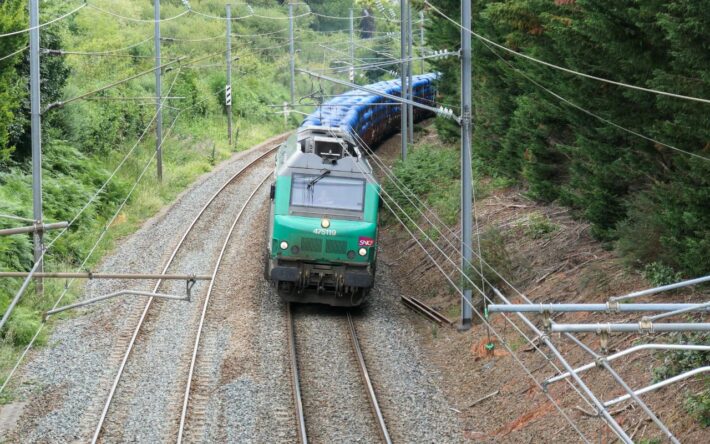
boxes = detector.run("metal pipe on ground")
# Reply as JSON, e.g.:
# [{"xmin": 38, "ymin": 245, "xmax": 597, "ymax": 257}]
[
  {"xmin": 563, "ymin": 333, "xmax": 680, "ymax": 444},
  {"xmin": 644, "ymin": 300, "xmax": 710, "ymax": 322},
  {"xmin": 45, "ymin": 289, "xmax": 191, "ymax": 318},
  {"xmin": 488, "ymin": 303, "xmax": 710, "ymax": 314},
  {"xmin": 0, "ymin": 272, "xmax": 211, "ymax": 280},
  {"xmin": 609, "ymin": 275, "xmax": 710, "ymax": 302},
  {"xmin": 551, "ymin": 323, "xmax": 710, "ymax": 333},
  {"xmin": 545, "ymin": 344, "xmax": 710, "ymax": 386},
  {"xmin": 604, "ymin": 366, "xmax": 710, "ymax": 407}
]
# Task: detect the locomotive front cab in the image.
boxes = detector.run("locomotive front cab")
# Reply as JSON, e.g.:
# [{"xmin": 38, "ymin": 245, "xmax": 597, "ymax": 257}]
[{"xmin": 266, "ymin": 135, "xmax": 379, "ymax": 306}]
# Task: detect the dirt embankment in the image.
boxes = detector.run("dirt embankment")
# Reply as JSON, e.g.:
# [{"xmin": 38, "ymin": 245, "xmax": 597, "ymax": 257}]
[{"xmin": 375, "ymin": 125, "xmax": 708, "ymax": 442}]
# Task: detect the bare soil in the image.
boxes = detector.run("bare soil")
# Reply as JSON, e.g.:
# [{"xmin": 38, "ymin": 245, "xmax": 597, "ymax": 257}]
[{"xmin": 375, "ymin": 123, "xmax": 708, "ymax": 442}]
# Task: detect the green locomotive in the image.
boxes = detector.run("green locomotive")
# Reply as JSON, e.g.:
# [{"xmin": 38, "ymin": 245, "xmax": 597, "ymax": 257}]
[
  {"xmin": 264, "ymin": 74, "xmax": 436, "ymax": 306},
  {"xmin": 265, "ymin": 127, "xmax": 379, "ymax": 306}
]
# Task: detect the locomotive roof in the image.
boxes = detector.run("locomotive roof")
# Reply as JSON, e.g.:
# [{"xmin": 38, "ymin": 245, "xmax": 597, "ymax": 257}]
[{"xmin": 276, "ymin": 135, "xmax": 374, "ymax": 178}]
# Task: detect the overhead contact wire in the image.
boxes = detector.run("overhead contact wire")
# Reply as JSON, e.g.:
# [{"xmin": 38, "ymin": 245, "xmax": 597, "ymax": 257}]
[
  {"xmin": 343, "ymin": 147, "xmax": 591, "ymax": 442},
  {"xmin": 348, "ymin": 128, "xmax": 601, "ymax": 413},
  {"xmin": 0, "ymin": 2, "xmax": 87, "ymax": 38}
]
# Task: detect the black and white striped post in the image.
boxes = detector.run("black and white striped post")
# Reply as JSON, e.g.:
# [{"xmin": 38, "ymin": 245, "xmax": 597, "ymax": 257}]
[{"xmin": 226, "ymin": 4, "xmax": 233, "ymax": 146}]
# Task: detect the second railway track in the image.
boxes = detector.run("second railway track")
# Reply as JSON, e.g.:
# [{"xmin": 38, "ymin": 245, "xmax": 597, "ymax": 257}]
[
  {"xmin": 89, "ymin": 140, "xmax": 280, "ymax": 443},
  {"xmin": 288, "ymin": 304, "xmax": 392, "ymax": 444}
]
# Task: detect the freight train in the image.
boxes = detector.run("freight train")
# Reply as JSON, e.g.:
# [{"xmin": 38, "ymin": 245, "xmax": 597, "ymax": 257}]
[{"xmin": 264, "ymin": 73, "xmax": 437, "ymax": 307}]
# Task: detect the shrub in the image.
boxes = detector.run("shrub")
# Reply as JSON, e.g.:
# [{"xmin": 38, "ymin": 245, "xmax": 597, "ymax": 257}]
[
  {"xmin": 684, "ymin": 388, "xmax": 710, "ymax": 427},
  {"xmin": 642, "ymin": 261, "xmax": 683, "ymax": 287}
]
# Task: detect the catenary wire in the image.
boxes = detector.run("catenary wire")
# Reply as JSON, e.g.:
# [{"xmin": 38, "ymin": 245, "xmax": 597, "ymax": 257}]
[
  {"xmin": 0, "ymin": 45, "xmax": 29, "ymax": 62},
  {"xmin": 87, "ymin": 4, "xmax": 190, "ymax": 23},
  {"xmin": 44, "ymin": 57, "xmax": 183, "ymax": 112},
  {"xmin": 350, "ymin": 124, "xmax": 680, "ymax": 439},
  {"xmin": 479, "ymin": 41, "xmax": 710, "ymax": 162},
  {"xmin": 424, "ymin": 0, "xmax": 710, "ymax": 105},
  {"xmin": 0, "ymin": 2, "xmax": 87, "ymax": 39},
  {"xmin": 42, "ymin": 49, "xmax": 155, "ymax": 59},
  {"xmin": 340, "ymin": 141, "xmax": 593, "ymax": 442},
  {"xmin": 43, "ymin": 36, "xmax": 154, "ymax": 56},
  {"xmin": 349, "ymin": 148, "xmax": 624, "ymax": 441},
  {"xmin": 347, "ymin": 127, "xmax": 604, "ymax": 413}
]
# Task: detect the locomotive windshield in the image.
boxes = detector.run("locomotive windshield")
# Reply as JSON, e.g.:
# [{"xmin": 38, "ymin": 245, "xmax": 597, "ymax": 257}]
[{"xmin": 290, "ymin": 173, "xmax": 365, "ymax": 212}]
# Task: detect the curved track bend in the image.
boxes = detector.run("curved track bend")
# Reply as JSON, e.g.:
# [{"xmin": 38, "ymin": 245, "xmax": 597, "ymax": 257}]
[{"xmin": 91, "ymin": 144, "xmax": 278, "ymax": 443}]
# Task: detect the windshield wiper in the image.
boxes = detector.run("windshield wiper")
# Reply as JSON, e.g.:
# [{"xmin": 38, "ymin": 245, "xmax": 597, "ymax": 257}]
[{"xmin": 307, "ymin": 169, "xmax": 330, "ymax": 189}]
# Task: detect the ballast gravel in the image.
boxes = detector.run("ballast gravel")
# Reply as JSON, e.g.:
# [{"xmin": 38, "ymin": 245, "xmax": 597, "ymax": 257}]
[
  {"xmin": 5, "ymin": 135, "xmax": 284, "ymax": 443},
  {"xmin": 4, "ymin": 132, "xmax": 462, "ymax": 443}
]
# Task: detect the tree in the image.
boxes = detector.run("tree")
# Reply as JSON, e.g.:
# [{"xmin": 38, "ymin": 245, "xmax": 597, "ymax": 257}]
[
  {"xmin": 420, "ymin": 0, "xmax": 710, "ymax": 275},
  {"xmin": 0, "ymin": 0, "xmax": 27, "ymax": 164}
]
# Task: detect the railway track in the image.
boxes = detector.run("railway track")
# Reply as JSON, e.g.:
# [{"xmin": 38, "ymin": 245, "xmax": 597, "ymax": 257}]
[
  {"xmin": 175, "ymin": 172, "xmax": 271, "ymax": 442},
  {"xmin": 90, "ymin": 142, "xmax": 279, "ymax": 443},
  {"xmin": 288, "ymin": 305, "xmax": 392, "ymax": 444}
]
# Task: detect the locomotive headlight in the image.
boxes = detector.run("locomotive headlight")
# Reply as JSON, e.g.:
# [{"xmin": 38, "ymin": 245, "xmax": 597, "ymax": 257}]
[
  {"xmin": 358, "ymin": 247, "xmax": 367, "ymax": 257},
  {"xmin": 321, "ymin": 218, "xmax": 330, "ymax": 228},
  {"xmin": 280, "ymin": 241, "xmax": 289, "ymax": 250}
]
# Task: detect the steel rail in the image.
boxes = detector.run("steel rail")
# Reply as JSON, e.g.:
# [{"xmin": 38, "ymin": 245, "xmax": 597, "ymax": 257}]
[
  {"xmin": 401, "ymin": 295, "xmax": 452, "ymax": 325},
  {"xmin": 287, "ymin": 303, "xmax": 308, "ymax": 444},
  {"xmin": 346, "ymin": 312, "xmax": 392, "ymax": 444},
  {"xmin": 90, "ymin": 144, "xmax": 279, "ymax": 444},
  {"xmin": 176, "ymin": 172, "xmax": 271, "ymax": 442}
]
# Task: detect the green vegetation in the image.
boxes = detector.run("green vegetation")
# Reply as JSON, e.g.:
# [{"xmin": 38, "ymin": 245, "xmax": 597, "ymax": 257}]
[
  {"xmin": 422, "ymin": 0, "xmax": 710, "ymax": 278},
  {"xmin": 384, "ymin": 142, "xmax": 461, "ymax": 225},
  {"xmin": 642, "ymin": 261, "xmax": 684, "ymax": 287},
  {"xmin": 383, "ymin": 141, "xmax": 514, "ymax": 295},
  {"xmin": 1, "ymin": 0, "xmax": 394, "ymax": 389},
  {"xmin": 653, "ymin": 332, "xmax": 710, "ymax": 427},
  {"xmin": 519, "ymin": 212, "xmax": 558, "ymax": 239},
  {"xmin": 684, "ymin": 389, "xmax": 710, "ymax": 427}
]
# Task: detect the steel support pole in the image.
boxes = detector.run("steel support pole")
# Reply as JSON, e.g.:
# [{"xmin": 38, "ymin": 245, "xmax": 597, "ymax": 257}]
[
  {"xmin": 419, "ymin": 10, "xmax": 425, "ymax": 74},
  {"xmin": 399, "ymin": 0, "xmax": 408, "ymax": 160},
  {"xmin": 226, "ymin": 4, "xmax": 233, "ymax": 146},
  {"xmin": 288, "ymin": 2, "xmax": 295, "ymax": 105},
  {"xmin": 459, "ymin": 0, "xmax": 473, "ymax": 330},
  {"xmin": 349, "ymin": 8, "xmax": 354, "ymax": 82},
  {"xmin": 29, "ymin": 0, "xmax": 43, "ymax": 296},
  {"xmin": 154, "ymin": 0, "xmax": 163, "ymax": 181},
  {"xmin": 407, "ymin": 5, "xmax": 414, "ymax": 142}
]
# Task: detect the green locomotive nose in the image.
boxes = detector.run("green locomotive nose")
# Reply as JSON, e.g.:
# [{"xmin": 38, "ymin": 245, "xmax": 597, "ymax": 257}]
[{"xmin": 272, "ymin": 215, "xmax": 376, "ymax": 263}]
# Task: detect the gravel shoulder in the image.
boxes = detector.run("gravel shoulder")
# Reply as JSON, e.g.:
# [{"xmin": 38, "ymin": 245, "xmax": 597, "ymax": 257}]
[{"xmin": 2, "ymin": 134, "xmax": 285, "ymax": 443}]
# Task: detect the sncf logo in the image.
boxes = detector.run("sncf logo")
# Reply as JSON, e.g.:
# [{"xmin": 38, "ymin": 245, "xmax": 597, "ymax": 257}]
[{"xmin": 358, "ymin": 236, "xmax": 375, "ymax": 247}]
